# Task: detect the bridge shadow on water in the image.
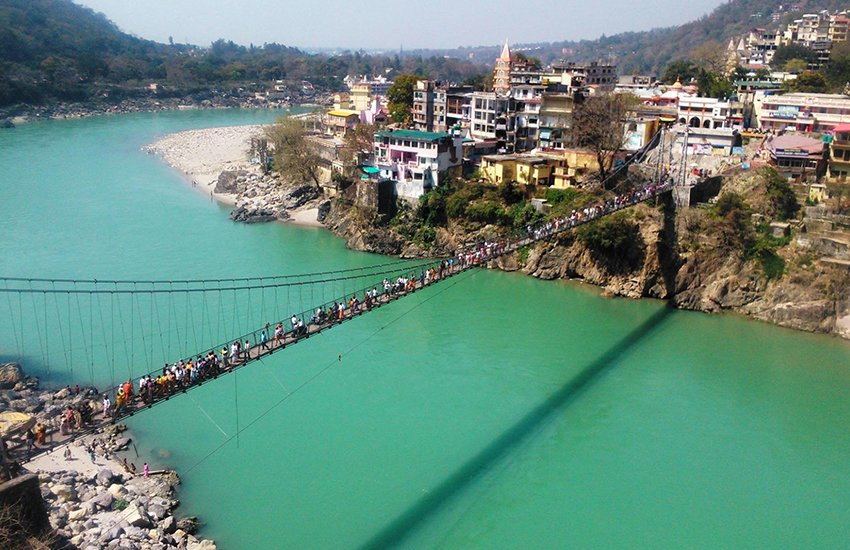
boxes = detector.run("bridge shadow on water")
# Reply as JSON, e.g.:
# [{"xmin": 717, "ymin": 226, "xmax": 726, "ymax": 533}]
[{"xmin": 359, "ymin": 304, "xmax": 675, "ymax": 550}]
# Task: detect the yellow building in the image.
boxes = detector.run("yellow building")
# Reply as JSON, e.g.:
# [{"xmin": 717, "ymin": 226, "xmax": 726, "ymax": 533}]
[
  {"xmin": 829, "ymin": 123, "xmax": 850, "ymax": 181},
  {"xmin": 350, "ymin": 83, "xmax": 372, "ymax": 112},
  {"xmin": 543, "ymin": 149, "xmax": 597, "ymax": 188},
  {"xmin": 323, "ymin": 109, "xmax": 360, "ymax": 137},
  {"xmin": 480, "ymin": 154, "xmax": 563, "ymax": 186}
]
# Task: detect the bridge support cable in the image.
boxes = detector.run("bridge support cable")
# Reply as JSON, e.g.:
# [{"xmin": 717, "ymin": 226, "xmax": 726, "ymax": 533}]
[
  {"xmin": 186, "ymin": 391, "xmax": 230, "ymax": 439},
  {"xmin": 181, "ymin": 266, "xmax": 481, "ymax": 475},
  {"xmin": 52, "ymin": 284, "xmax": 70, "ymax": 383},
  {"xmin": 189, "ymin": 282, "xmax": 199, "ymax": 355},
  {"xmin": 4, "ymin": 280, "xmax": 22, "ymax": 362},
  {"xmin": 26, "ymin": 289, "xmax": 45, "ymax": 381}
]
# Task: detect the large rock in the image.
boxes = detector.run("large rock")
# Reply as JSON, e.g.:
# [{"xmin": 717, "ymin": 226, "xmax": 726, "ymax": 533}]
[
  {"xmin": 160, "ymin": 515, "xmax": 176, "ymax": 535},
  {"xmin": 147, "ymin": 503, "xmax": 167, "ymax": 521},
  {"xmin": 97, "ymin": 468, "xmax": 117, "ymax": 486},
  {"xmin": 100, "ymin": 526, "xmax": 125, "ymax": 542},
  {"xmin": 317, "ymin": 200, "xmax": 331, "ymax": 222},
  {"xmin": 108, "ymin": 483, "xmax": 128, "ymax": 498},
  {"xmin": 285, "ymin": 184, "xmax": 320, "ymax": 209},
  {"xmin": 176, "ymin": 516, "xmax": 199, "ymax": 535},
  {"xmin": 229, "ymin": 205, "xmax": 281, "ymax": 223},
  {"xmin": 0, "ymin": 363, "xmax": 24, "ymax": 389},
  {"xmin": 112, "ymin": 437, "xmax": 131, "ymax": 451},
  {"xmin": 91, "ymin": 491, "xmax": 114, "ymax": 509},
  {"xmin": 187, "ymin": 540, "xmax": 217, "ymax": 550},
  {"xmin": 68, "ymin": 507, "xmax": 87, "ymax": 521},
  {"xmin": 119, "ymin": 504, "xmax": 151, "ymax": 528},
  {"xmin": 214, "ymin": 170, "xmax": 247, "ymax": 194},
  {"xmin": 51, "ymin": 484, "xmax": 77, "ymax": 500}
]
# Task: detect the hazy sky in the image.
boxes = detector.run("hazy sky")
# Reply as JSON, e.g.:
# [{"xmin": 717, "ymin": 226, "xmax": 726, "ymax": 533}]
[{"xmin": 75, "ymin": 0, "xmax": 727, "ymax": 50}]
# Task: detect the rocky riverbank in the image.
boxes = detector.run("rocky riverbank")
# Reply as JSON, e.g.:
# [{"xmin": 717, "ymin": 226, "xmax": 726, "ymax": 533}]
[
  {"xmin": 145, "ymin": 125, "xmax": 327, "ymax": 226},
  {"xmin": 145, "ymin": 124, "xmax": 850, "ymax": 340},
  {"xmin": 322, "ymin": 189, "xmax": 850, "ymax": 340},
  {"xmin": 0, "ymin": 363, "xmax": 216, "ymax": 549},
  {"xmin": 0, "ymin": 95, "xmax": 291, "ymax": 128}
]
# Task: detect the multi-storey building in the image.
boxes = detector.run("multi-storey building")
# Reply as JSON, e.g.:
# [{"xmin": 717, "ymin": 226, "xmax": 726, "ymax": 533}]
[
  {"xmin": 350, "ymin": 83, "xmax": 373, "ymax": 112},
  {"xmin": 413, "ymin": 82, "xmax": 478, "ymax": 134},
  {"xmin": 479, "ymin": 153, "xmax": 562, "ymax": 186},
  {"xmin": 512, "ymin": 85, "xmax": 544, "ymax": 152},
  {"xmin": 766, "ymin": 133, "xmax": 826, "ymax": 180},
  {"xmin": 550, "ymin": 61, "xmax": 616, "ymax": 91},
  {"xmin": 445, "ymin": 88, "xmax": 473, "ymax": 131},
  {"xmin": 469, "ymin": 91, "xmax": 514, "ymax": 147},
  {"xmin": 829, "ymin": 12, "xmax": 850, "ymax": 42},
  {"xmin": 323, "ymin": 109, "xmax": 360, "ymax": 137},
  {"xmin": 678, "ymin": 97, "xmax": 736, "ymax": 129},
  {"xmin": 828, "ymin": 123, "xmax": 850, "ymax": 180},
  {"xmin": 412, "ymin": 80, "xmax": 447, "ymax": 133},
  {"xmin": 538, "ymin": 92, "xmax": 575, "ymax": 150},
  {"xmin": 757, "ymin": 93, "xmax": 850, "ymax": 132},
  {"xmin": 371, "ymin": 129, "xmax": 464, "ymax": 199}
]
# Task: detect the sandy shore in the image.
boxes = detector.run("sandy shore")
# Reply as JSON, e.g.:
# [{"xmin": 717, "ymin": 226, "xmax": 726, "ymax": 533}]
[
  {"xmin": 145, "ymin": 124, "xmax": 324, "ymax": 226},
  {"xmin": 145, "ymin": 124, "xmax": 265, "ymax": 207}
]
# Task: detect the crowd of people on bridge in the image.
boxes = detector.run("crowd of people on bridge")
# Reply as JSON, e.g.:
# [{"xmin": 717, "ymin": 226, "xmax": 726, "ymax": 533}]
[{"xmin": 81, "ymin": 180, "xmax": 671, "ymax": 423}]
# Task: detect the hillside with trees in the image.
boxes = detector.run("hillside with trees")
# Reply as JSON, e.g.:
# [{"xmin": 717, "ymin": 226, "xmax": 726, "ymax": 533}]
[
  {"xmin": 412, "ymin": 0, "xmax": 850, "ymax": 75},
  {"xmin": 0, "ymin": 0, "xmax": 486, "ymax": 108}
]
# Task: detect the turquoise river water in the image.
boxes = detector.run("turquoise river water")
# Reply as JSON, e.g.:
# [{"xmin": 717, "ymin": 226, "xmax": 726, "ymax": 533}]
[{"xmin": 1, "ymin": 109, "xmax": 850, "ymax": 549}]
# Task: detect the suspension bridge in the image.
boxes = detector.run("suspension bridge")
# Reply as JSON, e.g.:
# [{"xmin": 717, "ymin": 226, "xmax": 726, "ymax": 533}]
[{"xmin": 1, "ymin": 176, "xmax": 676, "ymax": 465}]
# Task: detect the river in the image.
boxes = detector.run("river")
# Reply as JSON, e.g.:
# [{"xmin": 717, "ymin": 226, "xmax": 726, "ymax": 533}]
[{"xmin": 1, "ymin": 109, "xmax": 849, "ymax": 549}]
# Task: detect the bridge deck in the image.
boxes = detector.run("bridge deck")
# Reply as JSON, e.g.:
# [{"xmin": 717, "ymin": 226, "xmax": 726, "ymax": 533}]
[{"xmin": 5, "ymin": 181, "xmax": 674, "ymax": 465}]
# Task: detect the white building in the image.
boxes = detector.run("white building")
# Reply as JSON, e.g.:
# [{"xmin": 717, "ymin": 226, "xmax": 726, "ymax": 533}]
[
  {"xmin": 469, "ymin": 91, "xmax": 514, "ymax": 146},
  {"xmin": 372, "ymin": 129, "xmax": 464, "ymax": 200},
  {"xmin": 678, "ymin": 97, "xmax": 736, "ymax": 129}
]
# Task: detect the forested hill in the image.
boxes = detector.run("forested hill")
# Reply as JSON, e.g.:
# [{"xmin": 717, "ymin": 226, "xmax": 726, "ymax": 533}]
[
  {"xmin": 410, "ymin": 0, "xmax": 850, "ymax": 74},
  {"xmin": 0, "ymin": 0, "xmax": 168, "ymax": 103},
  {"xmin": 0, "ymin": 0, "xmax": 485, "ymax": 107}
]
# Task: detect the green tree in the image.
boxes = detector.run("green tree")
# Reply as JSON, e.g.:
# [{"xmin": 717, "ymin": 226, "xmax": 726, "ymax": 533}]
[
  {"xmin": 387, "ymin": 74, "xmax": 420, "ymax": 124},
  {"xmin": 713, "ymin": 192, "xmax": 754, "ymax": 254},
  {"xmin": 577, "ymin": 213, "xmax": 641, "ymax": 260},
  {"xmin": 783, "ymin": 58, "xmax": 808, "ymax": 74},
  {"xmin": 662, "ymin": 59, "xmax": 700, "ymax": 84},
  {"xmin": 785, "ymin": 71, "xmax": 827, "ymax": 93},
  {"xmin": 771, "ymin": 44, "xmax": 817, "ymax": 68},
  {"xmin": 463, "ymin": 72, "xmax": 492, "ymax": 91},
  {"xmin": 513, "ymin": 52, "xmax": 542, "ymax": 69},
  {"xmin": 825, "ymin": 41, "xmax": 850, "ymax": 92},
  {"xmin": 760, "ymin": 167, "xmax": 800, "ymax": 221},
  {"xmin": 265, "ymin": 117, "xmax": 323, "ymax": 188},
  {"xmin": 696, "ymin": 68, "xmax": 734, "ymax": 99}
]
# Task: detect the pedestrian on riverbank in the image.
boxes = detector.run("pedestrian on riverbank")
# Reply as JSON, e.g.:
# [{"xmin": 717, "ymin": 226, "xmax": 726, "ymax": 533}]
[
  {"xmin": 35, "ymin": 422, "xmax": 45, "ymax": 446},
  {"xmin": 143, "ymin": 462, "xmax": 149, "ymax": 477},
  {"xmin": 25, "ymin": 428, "xmax": 35, "ymax": 456}
]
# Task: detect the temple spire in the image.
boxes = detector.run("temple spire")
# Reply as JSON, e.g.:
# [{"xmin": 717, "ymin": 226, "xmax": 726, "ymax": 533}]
[{"xmin": 494, "ymin": 40, "xmax": 512, "ymax": 96}]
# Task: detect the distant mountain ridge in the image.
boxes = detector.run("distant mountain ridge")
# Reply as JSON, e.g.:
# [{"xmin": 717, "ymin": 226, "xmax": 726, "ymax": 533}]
[{"xmin": 407, "ymin": 0, "xmax": 850, "ymax": 74}]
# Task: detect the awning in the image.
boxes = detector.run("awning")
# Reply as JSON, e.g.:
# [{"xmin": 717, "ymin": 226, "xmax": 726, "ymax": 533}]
[{"xmin": 362, "ymin": 166, "xmax": 380, "ymax": 174}]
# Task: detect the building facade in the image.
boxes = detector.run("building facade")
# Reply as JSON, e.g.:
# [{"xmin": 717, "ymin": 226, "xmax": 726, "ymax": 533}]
[
  {"xmin": 757, "ymin": 93, "xmax": 850, "ymax": 132},
  {"xmin": 372, "ymin": 129, "xmax": 463, "ymax": 199},
  {"xmin": 493, "ymin": 41, "xmax": 512, "ymax": 97}
]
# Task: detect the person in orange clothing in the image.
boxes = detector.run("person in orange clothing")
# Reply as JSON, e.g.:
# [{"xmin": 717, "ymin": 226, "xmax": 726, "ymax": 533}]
[{"xmin": 34, "ymin": 422, "xmax": 46, "ymax": 446}]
